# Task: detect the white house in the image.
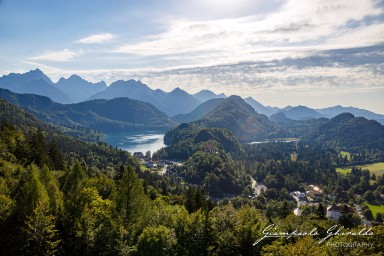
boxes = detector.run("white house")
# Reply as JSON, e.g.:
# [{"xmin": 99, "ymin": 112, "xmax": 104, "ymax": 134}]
[
  {"xmin": 327, "ymin": 205, "xmax": 341, "ymax": 220},
  {"xmin": 326, "ymin": 205, "xmax": 356, "ymax": 221}
]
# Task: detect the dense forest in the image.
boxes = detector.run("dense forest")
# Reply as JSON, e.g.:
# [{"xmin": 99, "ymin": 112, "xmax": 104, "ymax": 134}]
[{"xmin": 1, "ymin": 99, "xmax": 384, "ymax": 255}]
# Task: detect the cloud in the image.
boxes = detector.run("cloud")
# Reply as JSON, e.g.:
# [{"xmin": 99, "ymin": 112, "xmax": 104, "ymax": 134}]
[
  {"xmin": 76, "ymin": 33, "xmax": 117, "ymax": 44},
  {"xmin": 112, "ymin": 0, "xmax": 383, "ymax": 67},
  {"xmin": 29, "ymin": 49, "xmax": 82, "ymax": 62}
]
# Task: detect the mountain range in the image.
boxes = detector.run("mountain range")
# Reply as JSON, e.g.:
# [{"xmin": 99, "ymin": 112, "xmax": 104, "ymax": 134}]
[
  {"xmin": 195, "ymin": 96, "xmax": 287, "ymax": 141},
  {"xmin": 0, "ymin": 88, "xmax": 174, "ymax": 133},
  {"xmin": 168, "ymin": 96, "xmax": 384, "ymax": 150},
  {"xmin": 1, "ymin": 79, "xmax": 384, "ymax": 150},
  {"xmin": 1, "ymin": 69, "xmax": 384, "ymax": 124}
]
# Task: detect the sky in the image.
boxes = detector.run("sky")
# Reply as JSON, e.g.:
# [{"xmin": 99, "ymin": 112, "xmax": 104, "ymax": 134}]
[{"xmin": 0, "ymin": 0, "xmax": 384, "ymax": 113}]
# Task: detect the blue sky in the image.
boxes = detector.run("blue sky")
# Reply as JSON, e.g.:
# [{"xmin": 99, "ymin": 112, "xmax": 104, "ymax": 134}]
[{"xmin": 1, "ymin": 0, "xmax": 384, "ymax": 113}]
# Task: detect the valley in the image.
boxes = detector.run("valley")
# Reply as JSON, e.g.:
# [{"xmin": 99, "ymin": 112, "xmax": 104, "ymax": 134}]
[{"xmin": 0, "ymin": 69, "xmax": 384, "ymax": 255}]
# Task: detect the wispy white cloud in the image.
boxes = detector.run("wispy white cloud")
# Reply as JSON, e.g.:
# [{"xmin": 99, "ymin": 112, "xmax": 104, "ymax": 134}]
[
  {"xmin": 29, "ymin": 49, "xmax": 82, "ymax": 62},
  {"xmin": 113, "ymin": 0, "xmax": 383, "ymax": 66},
  {"xmin": 76, "ymin": 33, "xmax": 117, "ymax": 44}
]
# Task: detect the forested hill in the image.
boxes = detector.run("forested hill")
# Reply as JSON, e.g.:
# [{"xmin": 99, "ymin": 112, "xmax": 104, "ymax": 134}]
[
  {"xmin": 0, "ymin": 99, "xmax": 136, "ymax": 169},
  {"xmin": 157, "ymin": 123, "xmax": 242, "ymax": 160},
  {"xmin": 168, "ymin": 96, "xmax": 384, "ymax": 150},
  {"xmin": 0, "ymin": 88, "xmax": 174, "ymax": 133},
  {"xmin": 195, "ymin": 95, "xmax": 287, "ymax": 142},
  {"xmin": 303, "ymin": 113, "xmax": 384, "ymax": 150}
]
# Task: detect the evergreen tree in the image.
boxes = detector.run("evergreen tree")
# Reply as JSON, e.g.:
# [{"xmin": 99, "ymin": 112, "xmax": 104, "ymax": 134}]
[
  {"xmin": 185, "ymin": 185, "xmax": 196, "ymax": 213},
  {"xmin": 376, "ymin": 212, "xmax": 383, "ymax": 223},
  {"xmin": 28, "ymin": 129, "xmax": 48, "ymax": 168},
  {"xmin": 338, "ymin": 205, "xmax": 354, "ymax": 228},
  {"xmin": 316, "ymin": 203, "xmax": 326, "ymax": 219},
  {"xmin": 63, "ymin": 162, "xmax": 87, "ymax": 196},
  {"xmin": 137, "ymin": 225, "xmax": 177, "ymax": 256},
  {"xmin": 279, "ymin": 200, "xmax": 291, "ymax": 218},
  {"xmin": 23, "ymin": 202, "xmax": 60, "ymax": 256},
  {"xmin": 116, "ymin": 165, "xmax": 148, "ymax": 228},
  {"xmin": 18, "ymin": 164, "xmax": 50, "ymax": 219},
  {"xmin": 47, "ymin": 140, "xmax": 65, "ymax": 171}
]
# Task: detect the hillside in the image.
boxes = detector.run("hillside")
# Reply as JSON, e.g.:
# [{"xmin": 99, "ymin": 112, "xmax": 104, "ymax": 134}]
[
  {"xmin": 317, "ymin": 105, "xmax": 384, "ymax": 125},
  {"xmin": 281, "ymin": 106, "xmax": 323, "ymax": 120},
  {"xmin": 0, "ymin": 88, "xmax": 174, "ymax": 133},
  {"xmin": 195, "ymin": 95, "xmax": 286, "ymax": 142},
  {"xmin": 172, "ymin": 98, "xmax": 224, "ymax": 123},
  {"xmin": 277, "ymin": 112, "xmax": 384, "ymax": 150},
  {"xmin": 0, "ymin": 99, "xmax": 136, "ymax": 168},
  {"xmin": 89, "ymin": 80, "xmax": 201, "ymax": 116},
  {"xmin": 244, "ymin": 97, "xmax": 276, "ymax": 116},
  {"xmin": 157, "ymin": 123, "xmax": 242, "ymax": 160},
  {"xmin": 305, "ymin": 113, "xmax": 384, "ymax": 150}
]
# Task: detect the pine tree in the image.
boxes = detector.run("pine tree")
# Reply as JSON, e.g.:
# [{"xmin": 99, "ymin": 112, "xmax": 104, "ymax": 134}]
[
  {"xmin": 316, "ymin": 203, "xmax": 325, "ymax": 219},
  {"xmin": 116, "ymin": 165, "xmax": 148, "ymax": 227},
  {"xmin": 28, "ymin": 129, "xmax": 48, "ymax": 168},
  {"xmin": 23, "ymin": 201, "xmax": 60, "ymax": 256},
  {"xmin": 47, "ymin": 140, "xmax": 65, "ymax": 171},
  {"xmin": 185, "ymin": 185, "xmax": 196, "ymax": 213}
]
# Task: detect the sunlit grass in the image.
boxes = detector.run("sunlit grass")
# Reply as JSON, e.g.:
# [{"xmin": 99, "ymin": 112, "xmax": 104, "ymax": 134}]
[
  {"xmin": 366, "ymin": 203, "xmax": 384, "ymax": 218},
  {"xmin": 340, "ymin": 151, "xmax": 351, "ymax": 161},
  {"xmin": 336, "ymin": 162, "xmax": 384, "ymax": 176}
]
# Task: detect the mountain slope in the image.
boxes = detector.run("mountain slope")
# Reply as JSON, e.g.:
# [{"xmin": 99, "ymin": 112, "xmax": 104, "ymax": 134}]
[
  {"xmin": 0, "ymin": 88, "xmax": 174, "ymax": 132},
  {"xmin": 309, "ymin": 113, "xmax": 384, "ymax": 149},
  {"xmin": 195, "ymin": 96, "xmax": 286, "ymax": 142},
  {"xmin": 317, "ymin": 105, "xmax": 384, "ymax": 125},
  {"xmin": 162, "ymin": 87, "xmax": 201, "ymax": 116},
  {"xmin": 89, "ymin": 80, "xmax": 200, "ymax": 116},
  {"xmin": 193, "ymin": 89, "xmax": 226, "ymax": 102},
  {"xmin": 269, "ymin": 112, "xmax": 293, "ymax": 123},
  {"xmin": 89, "ymin": 79, "xmax": 156, "ymax": 102},
  {"xmin": 172, "ymin": 98, "xmax": 224, "ymax": 123},
  {"xmin": 0, "ymin": 69, "xmax": 70, "ymax": 103},
  {"xmin": 244, "ymin": 97, "xmax": 277, "ymax": 116},
  {"xmin": 56, "ymin": 75, "xmax": 107, "ymax": 103},
  {"xmin": 0, "ymin": 98, "xmax": 136, "ymax": 169},
  {"xmin": 282, "ymin": 106, "xmax": 323, "ymax": 120}
]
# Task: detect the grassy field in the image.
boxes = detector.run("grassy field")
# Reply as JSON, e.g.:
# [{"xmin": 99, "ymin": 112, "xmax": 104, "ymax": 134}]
[
  {"xmin": 340, "ymin": 151, "xmax": 351, "ymax": 161},
  {"xmin": 336, "ymin": 162, "xmax": 384, "ymax": 176},
  {"xmin": 366, "ymin": 203, "xmax": 384, "ymax": 218}
]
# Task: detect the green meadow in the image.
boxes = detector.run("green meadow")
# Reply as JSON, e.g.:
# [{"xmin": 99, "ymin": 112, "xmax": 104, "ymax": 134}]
[
  {"xmin": 366, "ymin": 203, "xmax": 384, "ymax": 218},
  {"xmin": 336, "ymin": 162, "xmax": 384, "ymax": 176}
]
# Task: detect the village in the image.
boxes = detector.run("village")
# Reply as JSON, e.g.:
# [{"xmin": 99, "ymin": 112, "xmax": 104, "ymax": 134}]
[
  {"xmin": 133, "ymin": 151, "xmax": 375, "ymax": 226},
  {"xmin": 133, "ymin": 151, "xmax": 183, "ymax": 176}
]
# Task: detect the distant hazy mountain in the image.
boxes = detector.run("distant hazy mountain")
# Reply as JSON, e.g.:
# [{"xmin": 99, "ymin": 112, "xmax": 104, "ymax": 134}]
[
  {"xmin": 196, "ymin": 95, "xmax": 286, "ymax": 142},
  {"xmin": 0, "ymin": 88, "xmax": 174, "ymax": 132},
  {"xmin": 269, "ymin": 112, "xmax": 293, "ymax": 123},
  {"xmin": 89, "ymin": 80, "xmax": 200, "ymax": 116},
  {"xmin": 56, "ymin": 75, "xmax": 107, "ymax": 103},
  {"xmin": 244, "ymin": 97, "xmax": 277, "ymax": 116},
  {"xmin": 162, "ymin": 87, "xmax": 202, "ymax": 116},
  {"xmin": 0, "ymin": 69, "xmax": 70, "ymax": 103},
  {"xmin": 3, "ymin": 69, "xmax": 383, "ymax": 126},
  {"xmin": 283, "ymin": 106, "xmax": 323, "ymax": 120},
  {"xmin": 193, "ymin": 89, "xmax": 226, "ymax": 102},
  {"xmin": 172, "ymin": 98, "xmax": 224, "ymax": 123},
  {"xmin": 273, "ymin": 104, "xmax": 384, "ymax": 125},
  {"xmin": 317, "ymin": 105, "xmax": 384, "ymax": 125}
]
